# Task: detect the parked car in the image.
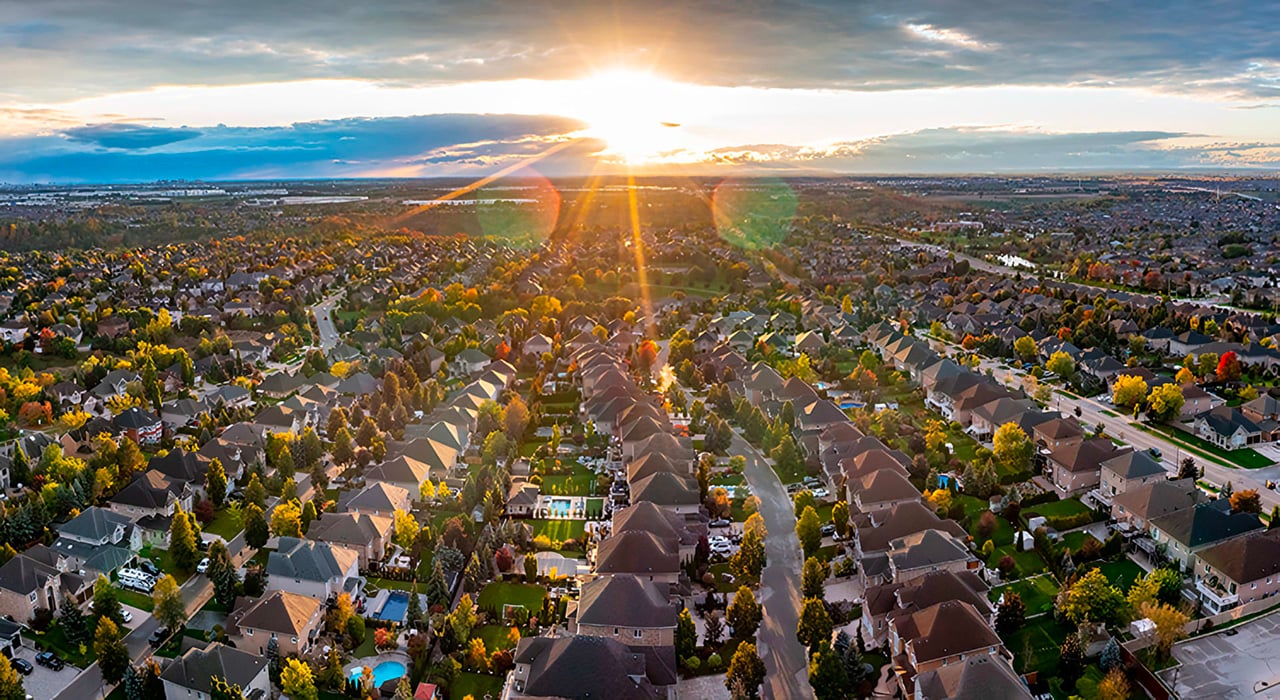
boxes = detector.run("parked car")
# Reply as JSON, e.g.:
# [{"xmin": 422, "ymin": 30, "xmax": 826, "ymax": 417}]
[
  {"xmin": 1148, "ymin": 447, "xmax": 1163, "ymax": 459},
  {"xmin": 149, "ymin": 627, "xmax": 171, "ymax": 647},
  {"xmin": 34, "ymin": 651, "xmax": 63, "ymax": 671},
  {"xmin": 9, "ymin": 658, "xmax": 31, "ymax": 675},
  {"xmin": 120, "ymin": 609, "xmax": 133, "ymax": 624},
  {"xmin": 710, "ymin": 541, "xmax": 734, "ymax": 555},
  {"xmin": 197, "ymin": 558, "xmax": 210, "ymax": 574},
  {"xmin": 708, "ymin": 518, "xmax": 732, "ymax": 528},
  {"xmin": 812, "ymin": 488, "xmax": 830, "ymax": 499},
  {"xmin": 821, "ymin": 524, "xmax": 836, "ymax": 537},
  {"xmin": 137, "ymin": 560, "xmax": 162, "ymax": 578}
]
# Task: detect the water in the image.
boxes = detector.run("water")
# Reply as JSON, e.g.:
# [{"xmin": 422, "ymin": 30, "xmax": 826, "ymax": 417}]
[
  {"xmin": 350, "ymin": 660, "xmax": 406, "ymax": 686},
  {"xmin": 374, "ymin": 592, "xmax": 410, "ymax": 623}
]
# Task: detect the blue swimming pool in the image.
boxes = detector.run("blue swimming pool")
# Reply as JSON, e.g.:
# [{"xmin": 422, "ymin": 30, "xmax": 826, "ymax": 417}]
[
  {"xmin": 374, "ymin": 591, "xmax": 410, "ymax": 622},
  {"xmin": 350, "ymin": 660, "xmax": 406, "ymax": 686}
]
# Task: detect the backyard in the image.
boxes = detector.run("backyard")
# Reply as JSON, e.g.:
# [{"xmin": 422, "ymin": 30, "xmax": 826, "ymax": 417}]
[
  {"xmin": 1001, "ymin": 615, "xmax": 1071, "ymax": 676},
  {"xmin": 478, "ymin": 582, "xmax": 547, "ymax": 615},
  {"xmin": 452, "ymin": 672, "xmax": 505, "ymax": 700},
  {"xmin": 528, "ymin": 519, "xmax": 587, "ymax": 543},
  {"xmin": 989, "ymin": 574, "xmax": 1061, "ymax": 617}
]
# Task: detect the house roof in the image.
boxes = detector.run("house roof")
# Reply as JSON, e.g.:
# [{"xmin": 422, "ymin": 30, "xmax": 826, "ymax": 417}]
[
  {"xmin": 1198, "ymin": 527, "xmax": 1280, "ymax": 585},
  {"xmin": 577, "ymin": 575, "xmax": 678, "ymax": 629},
  {"xmin": 595, "ymin": 530, "xmax": 680, "ymax": 575},
  {"xmin": 304, "ymin": 512, "xmax": 392, "ymax": 548},
  {"xmin": 1151, "ymin": 500, "xmax": 1264, "ymax": 548},
  {"xmin": 339, "ymin": 481, "xmax": 411, "ymax": 513},
  {"xmin": 629, "ymin": 472, "xmax": 699, "ymax": 507},
  {"xmin": 159, "ymin": 642, "xmax": 268, "ymax": 696},
  {"xmin": 514, "ymin": 635, "xmax": 657, "ymax": 700},
  {"xmin": 890, "ymin": 529, "xmax": 972, "ymax": 572},
  {"xmin": 267, "ymin": 537, "xmax": 359, "ymax": 582},
  {"xmin": 58, "ymin": 506, "xmax": 131, "ymax": 542},
  {"xmin": 113, "ymin": 406, "xmax": 160, "ymax": 429},
  {"xmin": 894, "ymin": 600, "xmax": 1002, "ymax": 665},
  {"xmin": 857, "ymin": 501, "xmax": 968, "ymax": 553},
  {"xmin": 914, "ymin": 655, "xmax": 1031, "ymax": 700},
  {"xmin": 231, "ymin": 590, "xmax": 322, "ymax": 635},
  {"xmin": 1113, "ymin": 479, "xmax": 1205, "ymax": 521},
  {"xmin": 1101, "ymin": 450, "xmax": 1166, "ymax": 481}
]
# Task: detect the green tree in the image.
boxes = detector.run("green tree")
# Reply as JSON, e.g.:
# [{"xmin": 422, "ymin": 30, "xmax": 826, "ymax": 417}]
[
  {"xmin": 676, "ymin": 608, "xmax": 698, "ymax": 660},
  {"xmin": 152, "ymin": 574, "xmax": 187, "ymax": 631},
  {"xmin": 92, "ymin": 574, "xmax": 124, "ymax": 626},
  {"xmin": 205, "ymin": 457, "xmax": 227, "ymax": 507},
  {"xmin": 796, "ymin": 597, "xmax": 833, "ymax": 650},
  {"xmin": 796, "ymin": 506, "xmax": 822, "ymax": 559},
  {"xmin": 243, "ymin": 502, "xmax": 269, "ymax": 549},
  {"xmin": 831, "ymin": 500, "xmax": 850, "ymax": 539},
  {"xmin": 428, "ymin": 560, "xmax": 451, "ymax": 607},
  {"xmin": 771, "ymin": 435, "xmax": 804, "ymax": 478},
  {"xmin": 1059, "ymin": 568, "xmax": 1126, "ymax": 626},
  {"xmin": 244, "ymin": 472, "xmax": 267, "ymax": 508},
  {"xmin": 1046, "ymin": 350, "xmax": 1076, "ymax": 379},
  {"xmin": 726, "ymin": 586, "xmax": 762, "ymax": 639},
  {"xmin": 280, "ymin": 658, "xmax": 319, "ymax": 700},
  {"xmin": 95, "ymin": 616, "xmax": 130, "ymax": 684},
  {"xmin": 802, "ymin": 557, "xmax": 827, "ymax": 599},
  {"xmin": 995, "ymin": 591, "xmax": 1025, "ymax": 633},
  {"xmin": 808, "ymin": 641, "xmax": 849, "ymax": 700},
  {"xmin": 1147, "ymin": 382, "xmax": 1185, "ymax": 423},
  {"xmin": 992, "ymin": 422, "xmax": 1033, "ymax": 473},
  {"xmin": 169, "ymin": 506, "xmax": 200, "ymax": 572},
  {"xmin": 207, "ymin": 540, "xmax": 240, "ymax": 606},
  {"xmin": 725, "ymin": 642, "xmax": 765, "ymax": 700},
  {"xmin": 59, "ymin": 593, "xmax": 90, "ymax": 647},
  {"xmin": 731, "ymin": 527, "xmax": 766, "ymax": 581}
]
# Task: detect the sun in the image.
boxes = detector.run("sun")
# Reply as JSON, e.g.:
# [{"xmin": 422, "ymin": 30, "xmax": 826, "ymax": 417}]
[{"xmin": 572, "ymin": 69, "xmax": 691, "ymax": 164}]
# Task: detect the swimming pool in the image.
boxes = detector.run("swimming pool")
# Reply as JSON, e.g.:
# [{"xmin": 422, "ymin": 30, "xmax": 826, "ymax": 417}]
[
  {"xmin": 374, "ymin": 591, "xmax": 410, "ymax": 622},
  {"xmin": 350, "ymin": 660, "xmax": 406, "ymax": 686},
  {"xmin": 545, "ymin": 497, "xmax": 571, "ymax": 517}
]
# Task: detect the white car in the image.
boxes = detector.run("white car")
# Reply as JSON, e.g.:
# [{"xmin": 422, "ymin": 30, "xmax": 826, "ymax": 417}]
[
  {"xmin": 196, "ymin": 558, "xmax": 210, "ymax": 574},
  {"xmin": 121, "ymin": 609, "xmax": 133, "ymax": 624},
  {"xmin": 812, "ymin": 488, "xmax": 830, "ymax": 499},
  {"xmin": 710, "ymin": 541, "xmax": 734, "ymax": 555}
]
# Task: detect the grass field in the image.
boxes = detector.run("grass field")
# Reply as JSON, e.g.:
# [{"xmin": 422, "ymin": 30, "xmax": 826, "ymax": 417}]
[
  {"xmin": 987, "ymin": 544, "xmax": 1047, "ymax": 578},
  {"xmin": 990, "ymin": 574, "xmax": 1060, "ymax": 617},
  {"xmin": 478, "ymin": 582, "xmax": 546, "ymax": 613},
  {"xmin": 540, "ymin": 463, "xmax": 599, "ymax": 496},
  {"xmin": 1024, "ymin": 498, "xmax": 1093, "ymax": 520},
  {"xmin": 1002, "ymin": 615, "xmax": 1071, "ymax": 676},
  {"xmin": 955, "ymin": 494, "xmax": 1016, "ymax": 547},
  {"xmin": 1092, "ymin": 558, "xmax": 1145, "ymax": 592},
  {"xmin": 1140, "ymin": 422, "xmax": 1274, "ymax": 469},
  {"xmin": 473, "ymin": 624, "xmax": 521, "ymax": 651},
  {"xmin": 204, "ymin": 507, "xmax": 244, "ymax": 539},
  {"xmin": 116, "ymin": 588, "xmax": 156, "ymax": 612},
  {"xmin": 452, "ymin": 672, "xmax": 505, "ymax": 699},
  {"xmin": 529, "ymin": 519, "xmax": 587, "ymax": 542}
]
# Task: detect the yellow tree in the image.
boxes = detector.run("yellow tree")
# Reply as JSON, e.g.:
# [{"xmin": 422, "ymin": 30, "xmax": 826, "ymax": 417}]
[
  {"xmin": 1147, "ymin": 383, "xmax": 1185, "ymax": 423},
  {"xmin": 1139, "ymin": 602, "xmax": 1189, "ymax": 659},
  {"xmin": 271, "ymin": 499, "xmax": 303, "ymax": 538},
  {"xmin": 393, "ymin": 509, "xmax": 420, "ymax": 548},
  {"xmin": 1046, "ymin": 351, "xmax": 1076, "ymax": 378},
  {"xmin": 1112, "ymin": 374, "xmax": 1150, "ymax": 411},
  {"xmin": 992, "ymin": 422, "xmax": 1033, "ymax": 473}
]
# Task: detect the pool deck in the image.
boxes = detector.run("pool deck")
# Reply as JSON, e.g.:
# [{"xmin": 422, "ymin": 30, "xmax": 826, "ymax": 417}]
[{"xmin": 345, "ymin": 650, "xmax": 412, "ymax": 679}]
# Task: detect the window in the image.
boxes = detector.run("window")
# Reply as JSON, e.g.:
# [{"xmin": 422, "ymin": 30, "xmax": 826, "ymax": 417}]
[
  {"xmin": 292, "ymin": 636, "xmax": 298, "ymax": 643},
  {"xmin": 246, "ymin": 629, "xmax": 254, "ymax": 636},
  {"xmin": 633, "ymin": 629, "xmax": 643, "ymax": 639},
  {"xmin": 613, "ymin": 628, "xmax": 619, "ymax": 635}
]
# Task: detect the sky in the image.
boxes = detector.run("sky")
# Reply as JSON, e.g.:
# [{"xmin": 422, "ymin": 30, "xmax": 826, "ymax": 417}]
[{"xmin": 1, "ymin": 0, "xmax": 1279, "ymax": 182}]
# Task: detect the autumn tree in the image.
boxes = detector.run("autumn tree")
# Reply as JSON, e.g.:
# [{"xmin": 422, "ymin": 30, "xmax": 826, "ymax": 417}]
[
  {"xmin": 1013, "ymin": 336, "xmax": 1037, "ymax": 361},
  {"xmin": 726, "ymin": 586, "xmax": 762, "ymax": 639},
  {"xmin": 796, "ymin": 506, "xmax": 822, "ymax": 559},
  {"xmin": 802, "ymin": 557, "xmax": 827, "ymax": 599},
  {"xmin": 1140, "ymin": 601, "xmax": 1189, "ymax": 659},
  {"xmin": 1058, "ymin": 568, "xmax": 1126, "ymax": 626},
  {"xmin": 271, "ymin": 499, "xmax": 303, "ymax": 537},
  {"xmin": 1112, "ymin": 374, "xmax": 1149, "ymax": 411},
  {"xmin": 1046, "ymin": 351, "xmax": 1075, "ymax": 379},
  {"xmin": 169, "ymin": 506, "xmax": 200, "ymax": 572},
  {"xmin": 95, "ymin": 616, "xmax": 130, "ymax": 684},
  {"xmin": 152, "ymin": 574, "xmax": 187, "ymax": 631},
  {"xmin": 280, "ymin": 658, "xmax": 319, "ymax": 700},
  {"xmin": 1147, "ymin": 382, "xmax": 1185, "ymax": 423},
  {"xmin": 995, "ymin": 592, "xmax": 1025, "ymax": 633},
  {"xmin": 393, "ymin": 509, "xmax": 420, "ymax": 548},
  {"xmin": 1217, "ymin": 351, "xmax": 1242, "ymax": 382},
  {"xmin": 1230, "ymin": 488, "xmax": 1262, "ymax": 514},
  {"xmin": 831, "ymin": 500, "xmax": 850, "ymax": 539},
  {"xmin": 205, "ymin": 457, "xmax": 227, "ymax": 507},
  {"xmin": 992, "ymin": 422, "xmax": 1033, "ymax": 474},
  {"xmin": 725, "ymin": 642, "xmax": 766, "ymax": 700}
]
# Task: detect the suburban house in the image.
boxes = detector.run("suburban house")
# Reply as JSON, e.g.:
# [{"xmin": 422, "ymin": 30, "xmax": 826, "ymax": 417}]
[
  {"xmin": 0, "ymin": 554, "xmax": 83, "ymax": 622},
  {"xmin": 266, "ymin": 537, "xmax": 363, "ymax": 601},
  {"xmin": 339, "ymin": 481, "xmax": 412, "ymax": 516},
  {"xmin": 861, "ymin": 570, "xmax": 992, "ymax": 648},
  {"xmin": 887, "ymin": 529, "xmax": 978, "ymax": 584},
  {"xmin": 227, "ymin": 589, "xmax": 326, "ymax": 658},
  {"xmin": 1147, "ymin": 500, "xmax": 1264, "ymax": 572},
  {"xmin": 1111, "ymin": 479, "xmax": 1206, "ymax": 532},
  {"xmin": 304, "ymin": 512, "xmax": 393, "ymax": 567},
  {"xmin": 508, "ymin": 635, "xmax": 672, "ymax": 700},
  {"xmin": 1193, "ymin": 406, "xmax": 1267, "ymax": 450},
  {"xmin": 1047, "ymin": 439, "xmax": 1127, "ymax": 496},
  {"xmin": 51, "ymin": 506, "xmax": 140, "ymax": 577},
  {"xmin": 890, "ymin": 600, "xmax": 1010, "ymax": 695},
  {"xmin": 108, "ymin": 471, "xmax": 195, "ymax": 545},
  {"xmin": 160, "ymin": 642, "xmax": 270, "ymax": 700},
  {"xmin": 1095, "ymin": 450, "xmax": 1167, "ymax": 507},
  {"xmin": 366, "ymin": 454, "xmax": 437, "ymax": 496},
  {"xmin": 912, "ymin": 655, "xmax": 1031, "ymax": 700},
  {"xmin": 594, "ymin": 530, "xmax": 681, "ymax": 585},
  {"xmin": 574, "ymin": 574, "xmax": 678, "ymax": 647},
  {"xmin": 114, "ymin": 407, "xmax": 163, "ymax": 445}
]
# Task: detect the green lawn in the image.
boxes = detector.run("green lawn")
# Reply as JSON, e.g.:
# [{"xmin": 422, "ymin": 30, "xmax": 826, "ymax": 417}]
[
  {"xmin": 529, "ymin": 519, "xmax": 587, "ymax": 543},
  {"xmin": 988, "ymin": 544, "xmax": 1047, "ymax": 578},
  {"xmin": 116, "ymin": 588, "xmax": 156, "ymax": 612},
  {"xmin": 1141, "ymin": 422, "xmax": 1274, "ymax": 469},
  {"xmin": 540, "ymin": 463, "xmax": 599, "ymax": 496},
  {"xmin": 989, "ymin": 575, "xmax": 1060, "ymax": 617},
  {"xmin": 367, "ymin": 577, "xmax": 427, "ymax": 594},
  {"xmin": 452, "ymin": 672, "xmax": 505, "ymax": 700},
  {"xmin": 1058, "ymin": 531, "xmax": 1101, "ymax": 555},
  {"xmin": 1002, "ymin": 616, "xmax": 1071, "ymax": 676},
  {"xmin": 1091, "ymin": 559, "xmax": 1145, "ymax": 592},
  {"xmin": 478, "ymin": 582, "xmax": 547, "ymax": 613},
  {"xmin": 204, "ymin": 507, "xmax": 244, "ymax": 539},
  {"xmin": 955, "ymin": 495, "xmax": 1016, "ymax": 547},
  {"xmin": 1024, "ymin": 498, "xmax": 1092, "ymax": 520},
  {"xmin": 585, "ymin": 498, "xmax": 605, "ymax": 518},
  {"xmin": 473, "ymin": 624, "xmax": 521, "ymax": 650},
  {"xmin": 31, "ymin": 622, "xmax": 94, "ymax": 667}
]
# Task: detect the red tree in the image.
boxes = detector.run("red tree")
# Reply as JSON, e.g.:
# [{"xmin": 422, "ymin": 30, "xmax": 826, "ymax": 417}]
[{"xmin": 1217, "ymin": 351, "xmax": 1242, "ymax": 382}]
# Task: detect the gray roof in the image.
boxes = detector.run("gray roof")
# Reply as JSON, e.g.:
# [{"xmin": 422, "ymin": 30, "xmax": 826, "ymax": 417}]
[
  {"xmin": 514, "ymin": 635, "xmax": 658, "ymax": 700},
  {"xmin": 915, "ymin": 655, "xmax": 1031, "ymax": 700},
  {"xmin": 57, "ymin": 506, "xmax": 132, "ymax": 543},
  {"xmin": 577, "ymin": 575, "xmax": 678, "ymax": 630},
  {"xmin": 267, "ymin": 537, "xmax": 359, "ymax": 582},
  {"xmin": 159, "ymin": 642, "xmax": 267, "ymax": 695},
  {"xmin": 1101, "ymin": 450, "xmax": 1166, "ymax": 481}
]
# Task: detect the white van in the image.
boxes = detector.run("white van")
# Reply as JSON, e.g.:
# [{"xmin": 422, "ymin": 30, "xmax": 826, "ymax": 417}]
[{"xmin": 118, "ymin": 569, "xmax": 156, "ymax": 593}]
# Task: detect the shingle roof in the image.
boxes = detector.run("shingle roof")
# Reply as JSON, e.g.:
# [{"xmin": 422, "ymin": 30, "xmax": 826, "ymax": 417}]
[
  {"xmin": 159, "ymin": 642, "xmax": 268, "ymax": 695},
  {"xmin": 514, "ymin": 635, "xmax": 658, "ymax": 700},
  {"xmin": 231, "ymin": 590, "xmax": 322, "ymax": 636},
  {"xmin": 267, "ymin": 537, "xmax": 359, "ymax": 582},
  {"xmin": 577, "ymin": 575, "xmax": 677, "ymax": 629}
]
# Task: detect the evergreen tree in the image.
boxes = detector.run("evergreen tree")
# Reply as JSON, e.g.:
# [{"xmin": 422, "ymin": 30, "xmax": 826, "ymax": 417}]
[
  {"xmin": 244, "ymin": 472, "xmax": 266, "ymax": 508},
  {"xmin": 405, "ymin": 589, "xmax": 424, "ymax": 629},
  {"xmin": 243, "ymin": 503, "xmax": 269, "ymax": 549},
  {"xmin": 207, "ymin": 540, "xmax": 240, "ymax": 606},
  {"xmin": 676, "ymin": 608, "xmax": 697, "ymax": 661},
  {"xmin": 725, "ymin": 642, "xmax": 765, "ymax": 700},
  {"xmin": 92, "ymin": 574, "xmax": 125, "ymax": 627},
  {"xmin": 808, "ymin": 642, "xmax": 848, "ymax": 700},
  {"xmin": 1059, "ymin": 634, "xmax": 1085, "ymax": 688},
  {"xmin": 205, "ymin": 458, "xmax": 227, "ymax": 507},
  {"xmin": 426, "ymin": 560, "xmax": 450, "ymax": 608},
  {"xmin": 95, "ymin": 616, "xmax": 130, "ymax": 684},
  {"xmin": 59, "ymin": 593, "xmax": 89, "ymax": 646},
  {"xmin": 169, "ymin": 506, "xmax": 199, "ymax": 572},
  {"xmin": 123, "ymin": 664, "xmax": 145, "ymax": 700}
]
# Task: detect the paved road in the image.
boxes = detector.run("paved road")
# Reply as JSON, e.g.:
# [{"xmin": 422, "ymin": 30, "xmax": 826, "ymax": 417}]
[
  {"xmin": 311, "ymin": 290, "xmax": 346, "ymax": 352},
  {"xmin": 927, "ymin": 336, "xmax": 1280, "ymax": 511},
  {"xmin": 733, "ymin": 431, "xmax": 812, "ymax": 700},
  {"xmin": 52, "ymin": 533, "xmax": 254, "ymax": 700}
]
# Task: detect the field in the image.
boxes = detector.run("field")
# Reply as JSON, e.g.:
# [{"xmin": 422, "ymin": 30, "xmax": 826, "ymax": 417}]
[
  {"xmin": 1092, "ymin": 558, "xmax": 1145, "ymax": 592},
  {"xmin": 478, "ymin": 582, "xmax": 547, "ymax": 613},
  {"xmin": 473, "ymin": 624, "xmax": 521, "ymax": 650},
  {"xmin": 989, "ymin": 574, "xmax": 1060, "ymax": 617},
  {"xmin": 452, "ymin": 672, "xmax": 505, "ymax": 700},
  {"xmin": 1141, "ymin": 422, "xmax": 1274, "ymax": 469},
  {"xmin": 528, "ymin": 519, "xmax": 587, "ymax": 542},
  {"xmin": 1002, "ymin": 616, "xmax": 1071, "ymax": 676}
]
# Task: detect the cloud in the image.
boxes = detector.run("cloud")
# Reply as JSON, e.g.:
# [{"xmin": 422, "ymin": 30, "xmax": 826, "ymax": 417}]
[
  {"xmin": 1, "ymin": 1, "xmax": 1279, "ymax": 101},
  {"xmin": 0, "ymin": 113, "xmax": 597, "ymax": 182},
  {"xmin": 705, "ymin": 127, "xmax": 1280, "ymax": 172}
]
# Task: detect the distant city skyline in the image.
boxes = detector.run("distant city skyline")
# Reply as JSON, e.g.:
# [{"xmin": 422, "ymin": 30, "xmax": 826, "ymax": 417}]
[{"xmin": 1, "ymin": 1, "xmax": 1279, "ymax": 182}]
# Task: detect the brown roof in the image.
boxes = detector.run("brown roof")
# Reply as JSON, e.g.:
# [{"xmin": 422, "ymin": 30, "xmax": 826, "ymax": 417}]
[
  {"xmin": 230, "ymin": 590, "xmax": 321, "ymax": 636},
  {"xmin": 894, "ymin": 600, "xmax": 1002, "ymax": 665},
  {"xmin": 1198, "ymin": 528, "xmax": 1280, "ymax": 585}
]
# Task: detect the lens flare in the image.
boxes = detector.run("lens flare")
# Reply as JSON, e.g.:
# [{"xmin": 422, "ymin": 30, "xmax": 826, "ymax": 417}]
[
  {"xmin": 474, "ymin": 170, "xmax": 561, "ymax": 250},
  {"xmin": 711, "ymin": 176, "xmax": 798, "ymax": 250}
]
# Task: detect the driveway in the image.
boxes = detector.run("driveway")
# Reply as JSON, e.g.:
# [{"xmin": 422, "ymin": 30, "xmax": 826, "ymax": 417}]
[
  {"xmin": 1159, "ymin": 610, "xmax": 1280, "ymax": 698},
  {"xmin": 12, "ymin": 645, "xmax": 78, "ymax": 699},
  {"xmin": 734, "ymin": 432, "xmax": 813, "ymax": 700}
]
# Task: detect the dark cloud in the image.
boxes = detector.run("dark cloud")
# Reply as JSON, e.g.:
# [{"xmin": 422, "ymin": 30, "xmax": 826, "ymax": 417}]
[
  {"xmin": 1, "ymin": 1, "xmax": 1278, "ymax": 100},
  {"xmin": 0, "ymin": 113, "xmax": 596, "ymax": 182}
]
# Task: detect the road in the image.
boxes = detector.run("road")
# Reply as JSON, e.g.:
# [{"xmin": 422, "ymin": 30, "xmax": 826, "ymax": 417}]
[
  {"xmin": 926, "ymin": 336, "xmax": 1280, "ymax": 511},
  {"xmin": 732, "ymin": 431, "xmax": 812, "ymax": 700},
  {"xmin": 52, "ymin": 533, "xmax": 254, "ymax": 700},
  {"xmin": 311, "ymin": 290, "xmax": 346, "ymax": 353}
]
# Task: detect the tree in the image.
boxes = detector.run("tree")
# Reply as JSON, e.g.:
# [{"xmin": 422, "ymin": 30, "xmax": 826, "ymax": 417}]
[
  {"xmin": 1059, "ymin": 634, "xmax": 1085, "ymax": 688},
  {"xmin": 796, "ymin": 506, "xmax": 822, "ymax": 559},
  {"xmin": 1097, "ymin": 668, "xmax": 1131, "ymax": 700},
  {"xmin": 731, "ymin": 526, "xmax": 766, "ymax": 581},
  {"xmin": 995, "ymin": 592, "xmax": 1025, "ymax": 633},
  {"xmin": 1147, "ymin": 382, "xmax": 1185, "ymax": 423},
  {"xmin": 725, "ymin": 642, "xmax": 766, "ymax": 700},
  {"xmin": 831, "ymin": 500, "xmax": 850, "ymax": 539},
  {"xmin": 210, "ymin": 677, "xmax": 246, "ymax": 700},
  {"xmin": 704, "ymin": 612, "xmax": 725, "ymax": 648},
  {"xmin": 59, "ymin": 593, "xmax": 89, "ymax": 647},
  {"xmin": 1217, "ymin": 351, "xmax": 1243, "ymax": 382},
  {"xmin": 1099, "ymin": 637, "xmax": 1122, "ymax": 671},
  {"xmin": 1059, "ymin": 568, "xmax": 1126, "ymax": 626},
  {"xmin": 1177, "ymin": 457, "xmax": 1199, "ymax": 481},
  {"xmin": 169, "ymin": 506, "xmax": 199, "ymax": 572},
  {"xmin": 1175, "ymin": 366, "xmax": 1196, "ymax": 384},
  {"xmin": 449, "ymin": 594, "xmax": 478, "ymax": 644},
  {"xmin": 1140, "ymin": 601, "xmax": 1189, "ymax": 659},
  {"xmin": 92, "ymin": 574, "xmax": 124, "ymax": 627},
  {"xmin": 1014, "ymin": 335, "xmax": 1038, "ymax": 361},
  {"xmin": 0, "ymin": 647, "xmax": 25, "ymax": 700},
  {"xmin": 992, "ymin": 423, "xmax": 1033, "ymax": 473},
  {"xmin": 802, "ymin": 557, "xmax": 827, "ymax": 599},
  {"xmin": 523, "ymin": 554, "xmax": 538, "ymax": 584},
  {"xmin": 1112, "ymin": 374, "xmax": 1149, "ymax": 411},
  {"xmin": 1046, "ymin": 350, "xmax": 1075, "ymax": 378},
  {"xmin": 332, "ymin": 427, "xmax": 355, "ymax": 465},
  {"xmin": 95, "ymin": 616, "xmax": 130, "ymax": 684},
  {"xmin": 280, "ymin": 658, "xmax": 319, "ymax": 700},
  {"xmin": 1230, "ymin": 488, "xmax": 1262, "ymax": 514},
  {"xmin": 393, "ymin": 509, "xmax": 420, "ymax": 548},
  {"xmin": 808, "ymin": 642, "xmax": 849, "ymax": 700},
  {"xmin": 676, "ymin": 608, "xmax": 697, "ymax": 660},
  {"xmin": 271, "ymin": 499, "xmax": 303, "ymax": 537},
  {"xmin": 205, "ymin": 458, "xmax": 227, "ymax": 507},
  {"xmin": 770, "ymin": 435, "xmax": 803, "ymax": 478},
  {"xmin": 244, "ymin": 503, "xmax": 269, "ymax": 548},
  {"xmin": 244, "ymin": 472, "xmax": 266, "ymax": 508},
  {"xmin": 152, "ymin": 574, "xmax": 187, "ymax": 631},
  {"xmin": 796, "ymin": 597, "xmax": 832, "ymax": 650},
  {"xmin": 503, "ymin": 396, "xmax": 530, "ymax": 440},
  {"xmin": 207, "ymin": 540, "xmax": 240, "ymax": 606},
  {"xmin": 977, "ymin": 510, "xmax": 998, "ymax": 542},
  {"xmin": 696, "ymin": 452, "xmax": 713, "ymax": 502},
  {"xmin": 726, "ymin": 586, "xmax": 762, "ymax": 639}
]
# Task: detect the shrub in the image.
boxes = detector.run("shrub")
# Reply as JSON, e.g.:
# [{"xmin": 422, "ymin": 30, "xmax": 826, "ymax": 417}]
[
  {"xmin": 684, "ymin": 656, "xmax": 701, "ymax": 672},
  {"xmin": 707, "ymin": 653, "xmax": 722, "ymax": 670}
]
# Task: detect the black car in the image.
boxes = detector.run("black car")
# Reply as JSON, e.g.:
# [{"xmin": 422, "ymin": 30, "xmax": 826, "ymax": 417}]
[
  {"xmin": 10, "ymin": 658, "xmax": 31, "ymax": 675},
  {"xmin": 148, "ymin": 626, "xmax": 171, "ymax": 646},
  {"xmin": 35, "ymin": 651, "xmax": 63, "ymax": 671},
  {"xmin": 138, "ymin": 560, "xmax": 162, "ymax": 577}
]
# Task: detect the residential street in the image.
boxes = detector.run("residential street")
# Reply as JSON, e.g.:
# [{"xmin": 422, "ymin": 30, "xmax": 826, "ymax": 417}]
[
  {"xmin": 51, "ymin": 533, "xmax": 253, "ymax": 700},
  {"xmin": 928, "ymin": 337, "xmax": 1280, "ymax": 511},
  {"xmin": 733, "ymin": 431, "xmax": 813, "ymax": 700},
  {"xmin": 311, "ymin": 290, "xmax": 346, "ymax": 352}
]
